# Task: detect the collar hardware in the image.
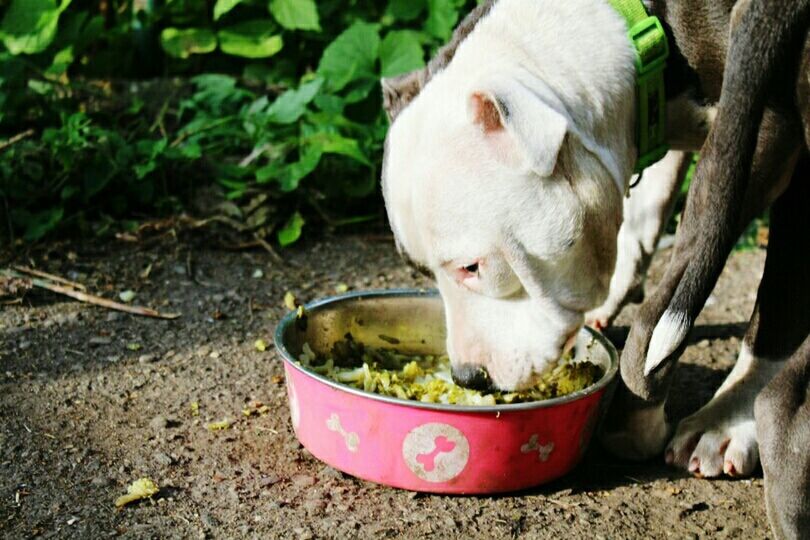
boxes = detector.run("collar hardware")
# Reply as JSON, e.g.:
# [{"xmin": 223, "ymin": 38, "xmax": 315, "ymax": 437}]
[{"xmin": 608, "ymin": 1, "xmax": 670, "ymax": 173}]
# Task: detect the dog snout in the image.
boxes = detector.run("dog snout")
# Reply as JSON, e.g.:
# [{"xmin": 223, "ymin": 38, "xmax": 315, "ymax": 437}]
[{"xmin": 451, "ymin": 363, "xmax": 495, "ymax": 391}]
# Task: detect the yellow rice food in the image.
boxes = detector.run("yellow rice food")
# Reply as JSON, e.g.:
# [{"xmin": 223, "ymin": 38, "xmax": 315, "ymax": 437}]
[{"xmin": 297, "ymin": 338, "xmax": 603, "ymax": 406}]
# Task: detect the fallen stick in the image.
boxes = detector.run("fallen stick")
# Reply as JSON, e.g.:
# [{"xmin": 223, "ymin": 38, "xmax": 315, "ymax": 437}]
[
  {"xmin": 13, "ymin": 266, "xmax": 87, "ymax": 291},
  {"xmin": 0, "ymin": 128, "xmax": 35, "ymax": 152},
  {"xmin": 252, "ymin": 234, "xmax": 284, "ymax": 264},
  {"xmin": 1, "ymin": 269, "xmax": 181, "ymax": 320}
]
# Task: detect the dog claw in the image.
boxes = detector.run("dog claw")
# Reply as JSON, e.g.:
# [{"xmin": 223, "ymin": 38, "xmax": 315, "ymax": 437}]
[
  {"xmin": 665, "ymin": 449, "xmax": 674, "ymax": 465},
  {"xmin": 724, "ymin": 461, "xmax": 738, "ymax": 477},
  {"xmin": 688, "ymin": 457, "xmax": 701, "ymax": 474}
]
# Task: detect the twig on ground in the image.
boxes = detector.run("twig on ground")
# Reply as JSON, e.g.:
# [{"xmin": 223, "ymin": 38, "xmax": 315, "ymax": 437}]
[
  {"xmin": 1, "ymin": 269, "xmax": 181, "ymax": 319},
  {"xmin": 0, "ymin": 129, "xmax": 35, "ymax": 152},
  {"xmin": 12, "ymin": 266, "xmax": 87, "ymax": 291},
  {"xmin": 252, "ymin": 234, "xmax": 283, "ymax": 264}
]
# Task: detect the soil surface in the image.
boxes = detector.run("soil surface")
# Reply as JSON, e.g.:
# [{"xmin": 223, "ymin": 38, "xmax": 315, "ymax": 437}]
[{"xmin": 1, "ymin": 234, "xmax": 771, "ymax": 539}]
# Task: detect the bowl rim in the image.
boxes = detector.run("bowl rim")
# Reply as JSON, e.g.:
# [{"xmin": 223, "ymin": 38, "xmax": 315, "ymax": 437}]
[{"xmin": 273, "ymin": 288, "xmax": 619, "ymax": 412}]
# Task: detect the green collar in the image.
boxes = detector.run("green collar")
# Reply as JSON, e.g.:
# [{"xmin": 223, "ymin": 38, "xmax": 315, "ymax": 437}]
[{"xmin": 607, "ymin": 0, "xmax": 669, "ymax": 173}]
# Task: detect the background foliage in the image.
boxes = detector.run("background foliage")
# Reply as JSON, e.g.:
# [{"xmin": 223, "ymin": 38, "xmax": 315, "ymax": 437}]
[{"xmin": 0, "ymin": 0, "xmax": 480, "ymax": 244}]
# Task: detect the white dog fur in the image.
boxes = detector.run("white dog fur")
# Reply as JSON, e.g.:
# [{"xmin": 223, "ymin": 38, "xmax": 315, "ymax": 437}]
[{"xmin": 384, "ymin": 0, "xmax": 636, "ymax": 390}]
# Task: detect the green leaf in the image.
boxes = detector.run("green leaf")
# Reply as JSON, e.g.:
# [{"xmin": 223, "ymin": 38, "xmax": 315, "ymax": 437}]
[
  {"xmin": 266, "ymin": 78, "xmax": 323, "ymax": 124},
  {"xmin": 269, "ymin": 0, "xmax": 320, "ymax": 31},
  {"xmin": 0, "ymin": 0, "xmax": 72, "ymax": 55},
  {"xmin": 218, "ymin": 20, "xmax": 283, "ymax": 58},
  {"xmin": 277, "ymin": 211, "xmax": 305, "ymax": 246},
  {"xmin": 425, "ymin": 0, "xmax": 459, "ymax": 41},
  {"xmin": 256, "ymin": 145, "xmax": 322, "ymax": 192},
  {"xmin": 317, "ymin": 21, "xmax": 380, "ymax": 92},
  {"xmin": 45, "ymin": 46, "xmax": 74, "ymax": 76},
  {"xmin": 387, "ymin": 0, "xmax": 426, "ymax": 22},
  {"xmin": 160, "ymin": 28, "xmax": 217, "ymax": 59},
  {"xmin": 313, "ymin": 94, "xmax": 344, "ymax": 114},
  {"xmin": 213, "ymin": 0, "xmax": 245, "ymax": 20},
  {"xmin": 134, "ymin": 138, "xmax": 168, "ymax": 179},
  {"xmin": 308, "ymin": 132, "xmax": 371, "ymax": 166},
  {"xmin": 379, "ymin": 30, "xmax": 424, "ymax": 78}
]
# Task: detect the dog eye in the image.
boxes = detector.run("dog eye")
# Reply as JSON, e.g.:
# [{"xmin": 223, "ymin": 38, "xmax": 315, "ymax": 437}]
[{"xmin": 456, "ymin": 262, "xmax": 480, "ymax": 281}]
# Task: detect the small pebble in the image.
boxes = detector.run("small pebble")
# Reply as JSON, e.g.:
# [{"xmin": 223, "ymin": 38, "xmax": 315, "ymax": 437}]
[
  {"xmin": 138, "ymin": 354, "xmax": 157, "ymax": 364},
  {"xmin": 153, "ymin": 452, "xmax": 173, "ymax": 466},
  {"xmin": 259, "ymin": 474, "xmax": 281, "ymax": 488},
  {"xmin": 292, "ymin": 474, "xmax": 316, "ymax": 488},
  {"xmin": 149, "ymin": 416, "xmax": 168, "ymax": 431},
  {"xmin": 91, "ymin": 476, "xmax": 113, "ymax": 487}
]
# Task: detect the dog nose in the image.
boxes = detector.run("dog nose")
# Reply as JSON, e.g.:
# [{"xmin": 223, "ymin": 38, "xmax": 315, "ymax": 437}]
[{"xmin": 451, "ymin": 364, "xmax": 494, "ymax": 392}]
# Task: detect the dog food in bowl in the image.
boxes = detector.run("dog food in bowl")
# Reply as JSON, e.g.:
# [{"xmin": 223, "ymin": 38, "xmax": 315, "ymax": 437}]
[
  {"xmin": 297, "ymin": 338, "xmax": 604, "ymax": 405},
  {"xmin": 274, "ymin": 289, "xmax": 619, "ymax": 494}
]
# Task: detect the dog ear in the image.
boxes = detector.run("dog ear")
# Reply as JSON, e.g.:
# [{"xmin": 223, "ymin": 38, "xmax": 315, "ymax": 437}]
[
  {"xmin": 469, "ymin": 83, "xmax": 568, "ymax": 177},
  {"xmin": 381, "ymin": 69, "xmax": 427, "ymax": 123}
]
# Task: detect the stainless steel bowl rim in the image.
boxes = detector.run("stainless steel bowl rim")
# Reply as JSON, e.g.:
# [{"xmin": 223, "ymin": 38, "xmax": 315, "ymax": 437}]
[{"xmin": 274, "ymin": 288, "xmax": 619, "ymax": 412}]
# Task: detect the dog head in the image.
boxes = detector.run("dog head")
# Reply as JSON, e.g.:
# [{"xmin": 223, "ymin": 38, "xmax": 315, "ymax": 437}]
[{"xmin": 381, "ymin": 0, "xmax": 635, "ymax": 391}]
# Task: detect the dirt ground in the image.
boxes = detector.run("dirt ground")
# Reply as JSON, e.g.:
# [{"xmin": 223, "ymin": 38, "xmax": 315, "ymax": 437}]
[{"xmin": 1, "ymin": 233, "xmax": 772, "ymax": 539}]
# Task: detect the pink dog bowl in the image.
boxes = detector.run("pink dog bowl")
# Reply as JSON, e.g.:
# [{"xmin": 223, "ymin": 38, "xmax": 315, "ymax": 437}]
[{"xmin": 274, "ymin": 289, "xmax": 618, "ymax": 494}]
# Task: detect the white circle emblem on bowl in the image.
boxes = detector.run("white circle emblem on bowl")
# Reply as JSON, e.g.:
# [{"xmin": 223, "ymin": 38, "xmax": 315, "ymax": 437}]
[{"xmin": 402, "ymin": 423, "xmax": 470, "ymax": 483}]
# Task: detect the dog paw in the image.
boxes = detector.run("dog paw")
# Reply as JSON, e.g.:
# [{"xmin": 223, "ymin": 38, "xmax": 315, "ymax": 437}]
[
  {"xmin": 665, "ymin": 346, "xmax": 784, "ymax": 478},
  {"xmin": 665, "ymin": 415, "xmax": 758, "ymax": 477}
]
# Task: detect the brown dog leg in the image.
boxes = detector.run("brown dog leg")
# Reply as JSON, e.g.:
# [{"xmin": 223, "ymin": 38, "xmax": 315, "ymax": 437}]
[
  {"xmin": 756, "ymin": 337, "xmax": 810, "ymax": 540},
  {"xmin": 602, "ymin": 1, "xmax": 809, "ymax": 459},
  {"xmin": 620, "ymin": 0, "xmax": 810, "ymax": 402},
  {"xmin": 601, "ymin": 109, "xmax": 802, "ymax": 459},
  {"xmin": 663, "ymin": 152, "xmax": 810, "ymax": 479}
]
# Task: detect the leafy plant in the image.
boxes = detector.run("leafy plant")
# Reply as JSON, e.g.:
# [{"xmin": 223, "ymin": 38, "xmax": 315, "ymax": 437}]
[{"xmin": 0, "ymin": 0, "xmax": 481, "ymax": 244}]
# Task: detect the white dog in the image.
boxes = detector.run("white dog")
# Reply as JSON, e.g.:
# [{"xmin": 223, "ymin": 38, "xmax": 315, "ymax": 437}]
[{"xmin": 385, "ymin": 0, "xmax": 683, "ymax": 390}]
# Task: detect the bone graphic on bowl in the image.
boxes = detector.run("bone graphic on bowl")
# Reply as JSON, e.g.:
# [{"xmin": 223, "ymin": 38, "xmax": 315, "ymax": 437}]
[
  {"xmin": 521, "ymin": 434, "xmax": 554, "ymax": 462},
  {"xmin": 326, "ymin": 413, "xmax": 359, "ymax": 452},
  {"xmin": 415, "ymin": 436, "xmax": 456, "ymax": 472}
]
